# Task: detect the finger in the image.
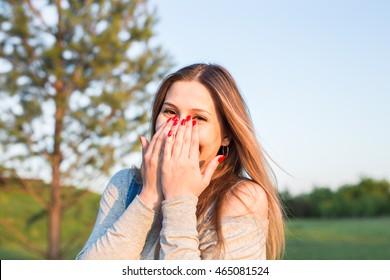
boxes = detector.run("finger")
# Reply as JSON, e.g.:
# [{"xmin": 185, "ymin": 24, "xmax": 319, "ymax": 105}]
[
  {"xmin": 140, "ymin": 136, "xmax": 149, "ymax": 156},
  {"xmin": 139, "ymin": 136, "xmax": 150, "ymax": 179},
  {"xmin": 202, "ymin": 155, "xmax": 225, "ymax": 185},
  {"xmin": 163, "ymin": 117, "xmax": 180, "ymax": 161},
  {"xmin": 145, "ymin": 122, "xmax": 165, "ymax": 157},
  {"xmin": 140, "ymin": 136, "xmax": 149, "ymax": 168},
  {"xmin": 171, "ymin": 117, "xmax": 187, "ymax": 158},
  {"xmin": 181, "ymin": 115, "xmax": 193, "ymax": 158},
  {"xmin": 189, "ymin": 119, "xmax": 199, "ymax": 159},
  {"xmin": 148, "ymin": 118, "xmax": 174, "ymax": 159}
]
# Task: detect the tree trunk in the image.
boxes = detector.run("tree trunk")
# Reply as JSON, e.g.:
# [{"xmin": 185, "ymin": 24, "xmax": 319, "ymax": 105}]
[
  {"xmin": 48, "ymin": 80, "xmax": 65, "ymax": 260},
  {"xmin": 48, "ymin": 171, "xmax": 61, "ymax": 259},
  {"xmin": 48, "ymin": 3, "xmax": 65, "ymax": 259}
]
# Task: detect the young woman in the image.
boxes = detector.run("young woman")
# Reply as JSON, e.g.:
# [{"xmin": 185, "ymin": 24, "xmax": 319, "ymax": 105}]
[{"xmin": 76, "ymin": 63, "xmax": 285, "ymax": 260}]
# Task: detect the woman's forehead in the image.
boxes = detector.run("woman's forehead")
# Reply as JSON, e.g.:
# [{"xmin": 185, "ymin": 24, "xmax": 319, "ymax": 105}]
[{"xmin": 164, "ymin": 81, "xmax": 216, "ymax": 112}]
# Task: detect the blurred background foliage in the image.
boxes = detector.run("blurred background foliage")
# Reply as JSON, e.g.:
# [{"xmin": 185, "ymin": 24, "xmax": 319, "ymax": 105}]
[
  {"xmin": 281, "ymin": 177, "xmax": 390, "ymax": 218},
  {"xmin": 0, "ymin": 178, "xmax": 101, "ymax": 259},
  {"xmin": 0, "ymin": 0, "xmax": 172, "ymax": 259}
]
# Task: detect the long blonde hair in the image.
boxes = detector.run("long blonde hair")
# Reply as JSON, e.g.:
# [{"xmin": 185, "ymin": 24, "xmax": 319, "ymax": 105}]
[{"xmin": 149, "ymin": 63, "xmax": 285, "ymax": 259}]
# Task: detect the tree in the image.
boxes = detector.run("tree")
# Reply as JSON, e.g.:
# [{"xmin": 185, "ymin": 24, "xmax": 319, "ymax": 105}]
[
  {"xmin": 308, "ymin": 187, "xmax": 333, "ymax": 217},
  {"xmin": 281, "ymin": 177, "xmax": 390, "ymax": 218},
  {"xmin": 0, "ymin": 0, "xmax": 171, "ymax": 259},
  {"xmin": 335, "ymin": 177, "xmax": 390, "ymax": 217}
]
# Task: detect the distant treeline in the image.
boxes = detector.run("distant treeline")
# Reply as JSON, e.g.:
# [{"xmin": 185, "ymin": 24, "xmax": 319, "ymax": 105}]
[{"xmin": 280, "ymin": 177, "xmax": 390, "ymax": 218}]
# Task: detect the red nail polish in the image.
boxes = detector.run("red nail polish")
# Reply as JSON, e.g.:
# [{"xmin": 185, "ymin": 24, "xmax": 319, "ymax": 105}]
[
  {"xmin": 173, "ymin": 119, "xmax": 179, "ymax": 126},
  {"xmin": 173, "ymin": 115, "xmax": 179, "ymax": 121},
  {"xmin": 218, "ymin": 155, "xmax": 225, "ymax": 163},
  {"xmin": 168, "ymin": 130, "xmax": 172, "ymax": 137},
  {"xmin": 192, "ymin": 120, "xmax": 197, "ymax": 126},
  {"xmin": 186, "ymin": 115, "xmax": 191, "ymax": 121},
  {"xmin": 181, "ymin": 119, "xmax": 186, "ymax": 125},
  {"xmin": 167, "ymin": 117, "xmax": 172, "ymax": 123}
]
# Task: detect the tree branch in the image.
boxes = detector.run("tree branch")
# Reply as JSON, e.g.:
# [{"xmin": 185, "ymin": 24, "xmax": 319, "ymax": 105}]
[
  {"xmin": 14, "ymin": 174, "xmax": 50, "ymax": 210},
  {"xmin": 26, "ymin": 0, "xmax": 50, "ymax": 30},
  {"xmin": 61, "ymin": 188, "xmax": 89, "ymax": 210}
]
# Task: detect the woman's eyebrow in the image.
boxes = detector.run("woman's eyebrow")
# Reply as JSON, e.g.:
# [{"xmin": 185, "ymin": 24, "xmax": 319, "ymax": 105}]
[
  {"xmin": 192, "ymin": 108, "xmax": 212, "ymax": 116},
  {"xmin": 163, "ymin": 102, "xmax": 212, "ymax": 116},
  {"xmin": 162, "ymin": 102, "xmax": 177, "ymax": 108}
]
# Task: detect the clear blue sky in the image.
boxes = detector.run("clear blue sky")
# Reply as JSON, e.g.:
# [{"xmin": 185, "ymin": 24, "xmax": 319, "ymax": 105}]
[{"xmin": 150, "ymin": 0, "xmax": 390, "ymax": 194}]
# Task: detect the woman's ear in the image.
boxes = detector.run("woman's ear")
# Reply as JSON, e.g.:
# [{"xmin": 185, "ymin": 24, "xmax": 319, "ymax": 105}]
[{"xmin": 221, "ymin": 135, "xmax": 231, "ymax": 146}]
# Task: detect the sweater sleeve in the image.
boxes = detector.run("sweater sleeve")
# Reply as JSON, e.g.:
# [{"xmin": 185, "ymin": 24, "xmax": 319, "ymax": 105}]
[
  {"xmin": 76, "ymin": 169, "xmax": 159, "ymax": 260},
  {"xmin": 159, "ymin": 195, "xmax": 268, "ymax": 260},
  {"xmin": 200, "ymin": 214, "xmax": 268, "ymax": 260},
  {"xmin": 159, "ymin": 195, "xmax": 201, "ymax": 260}
]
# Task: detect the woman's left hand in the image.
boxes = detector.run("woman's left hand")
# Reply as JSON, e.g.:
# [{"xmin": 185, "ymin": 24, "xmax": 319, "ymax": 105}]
[{"xmin": 160, "ymin": 117, "xmax": 223, "ymax": 199}]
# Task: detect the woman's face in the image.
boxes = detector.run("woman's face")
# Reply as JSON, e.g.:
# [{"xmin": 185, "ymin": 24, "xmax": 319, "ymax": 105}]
[{"xmin": 155, "ymin": 80, "xmax": 229, "ymax": 171}]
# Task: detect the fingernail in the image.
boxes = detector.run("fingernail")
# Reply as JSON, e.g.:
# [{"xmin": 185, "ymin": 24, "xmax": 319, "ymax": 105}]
[
  {"xmin": 218, "ymin": 155, "xmax": 225, "ymax": 163},
  {"xmin": 186, "ymin": 115, "xmax": 191, "ymax": 121},
  {"xmin": 192, "ymin": 120, "xmax": 197, "ymax": 126},
  {"xmin": 173, "ymin": 119, "xmax": 179, "ymax": 126},
  {"xmin": 168, "ymin": 130, "xmax": 172, "ymax": 137},
  {"xmin": 181, "ymin": 119, "xmax": 186, "ymax": 126},
  {"xmin": 167, "ymin": 117, "xmax": 172, "ymax": 123},
  {"xmin": 173, "ymin": 115, "xmax": 179, "ymax": 121}
]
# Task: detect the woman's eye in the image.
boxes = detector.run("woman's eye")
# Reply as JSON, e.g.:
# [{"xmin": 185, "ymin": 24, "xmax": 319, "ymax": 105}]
[
  {"xmin": 193, "ymin": 115, "xmax": 206, "ymax": 121},
  {"xmin": 164, "ymin": 109, "xmax": 176, "ymax": 115}
]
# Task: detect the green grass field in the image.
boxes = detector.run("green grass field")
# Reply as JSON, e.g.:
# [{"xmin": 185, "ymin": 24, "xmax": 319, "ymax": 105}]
[
  {"xmin": 0, "ymin": 185, "xmax": 101, "ymax": 260},
  {"xmin": 285, "ymin": 218, "xmax": 390, "ymax": 259}
]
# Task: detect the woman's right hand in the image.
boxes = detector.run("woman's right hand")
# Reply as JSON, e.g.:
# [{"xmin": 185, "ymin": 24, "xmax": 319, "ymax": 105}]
[{"xmin": 138, "ymin": 117, "xmax": 177, "ymax": 211}]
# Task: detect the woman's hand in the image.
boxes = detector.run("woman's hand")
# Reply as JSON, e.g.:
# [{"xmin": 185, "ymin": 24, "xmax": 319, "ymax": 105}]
[
  {"xmin": 138, "ymin": 117, "xmax": 178, "ymax": 211},
  {"xmin": 161, "ymin": 116, "xmax": 223, "ymax": 199}
]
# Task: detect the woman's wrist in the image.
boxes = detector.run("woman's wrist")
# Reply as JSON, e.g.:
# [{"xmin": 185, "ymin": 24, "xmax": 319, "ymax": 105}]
[
  {"xmin": 164, "ymin": 191, "xmax": 197, "ymax": 200},
  {"xmin": 139, "ymin": 188, "xmax": 163, "ymax": 212}
]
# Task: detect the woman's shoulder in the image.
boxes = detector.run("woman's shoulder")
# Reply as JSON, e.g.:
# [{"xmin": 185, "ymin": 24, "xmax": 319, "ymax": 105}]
[
  {"xmin": 221, "ymin": 179, "xmax": 268, "ymax": 219},
  {"xmin": 109, "ymin": 168, "xmax": 136, "ymax": 185},
  {"xmin": 104, "ymin": 168, "xmax": 140, "ymax": 196}
]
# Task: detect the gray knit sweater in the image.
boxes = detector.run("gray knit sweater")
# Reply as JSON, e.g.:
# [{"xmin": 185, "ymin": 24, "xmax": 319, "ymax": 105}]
[{"xmin": 76, "ymin": 169, "xmax": 268, "ymax": 260}]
